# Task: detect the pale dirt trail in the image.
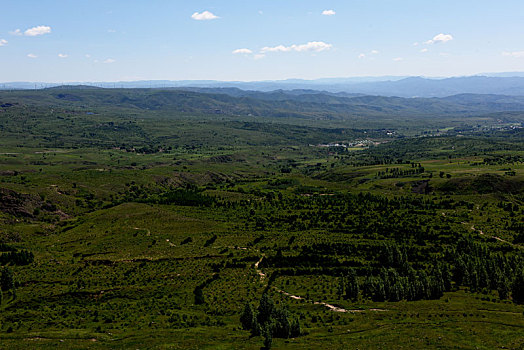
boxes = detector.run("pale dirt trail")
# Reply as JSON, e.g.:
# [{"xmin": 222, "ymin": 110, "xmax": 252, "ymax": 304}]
[
  {"xmin": 133, "ymin": 227, "xmax": 151, "ymax": 236},
  {"xmin": 471, "ymin": 225, "xmax": 513, "ymax": 245},
  {"xmin": 254, "ymin": 256, "xmax": 266, "ymax": 279},
  {"xmin": 254, "ymin": 255, "xmax": 387, "ymax": 313}
]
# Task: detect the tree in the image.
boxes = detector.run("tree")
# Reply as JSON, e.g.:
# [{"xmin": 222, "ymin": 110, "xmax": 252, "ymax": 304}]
[
  {"xmin": 272, "ymin": 306, "xmax": 291, "ymax": 338},
  {"xmin": 289, "ymin": 318, "xmax": 301, "ymax": 338},
  {"xmin": 497, "ymin": 276, "xmax": 510, "ymax": 300},
  {"xmin": 0, "ymin": 267, "xmax": 14, "ymax": 291},
  {"xmin": 257, "ymin": 293, "xmax": 275, "ymax": 326},
  {"xmin": 240, "ymin": 293, "xmax": 300, "ymax": 348},
  {"xmin": 512, "ymin": 270, "xmax": 524, "ymax": 304},
  {"xmin": 240, "ymin": 302, "xmax": 255, "ymax": 331},
  {"xmin": 344, "ymin": 268, "xmax": 360, "ymax": 301},
  {"xmin": 261, "ymin": 322, "xmax": 273, "ymax": 350},
  {"xmin": 194, "ymin": 286, "xmax": 205, "ymax": 305}
]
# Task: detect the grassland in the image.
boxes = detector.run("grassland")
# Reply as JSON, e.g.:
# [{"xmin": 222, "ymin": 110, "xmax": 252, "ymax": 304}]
[{"xmin": 0, "ymin": 88, "xmax": 523, "ymax": 349}]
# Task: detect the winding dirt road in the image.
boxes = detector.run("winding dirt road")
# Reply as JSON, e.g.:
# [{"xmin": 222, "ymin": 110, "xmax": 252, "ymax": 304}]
[{"xmin": 254, "ymin": 255, "xmax": 387, "ymax": 313}]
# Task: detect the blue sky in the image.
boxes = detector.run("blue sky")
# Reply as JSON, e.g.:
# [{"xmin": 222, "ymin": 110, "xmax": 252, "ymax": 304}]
[{"xmin": 0, "ymin": 0, "xmax": 523, "ymax": 82}]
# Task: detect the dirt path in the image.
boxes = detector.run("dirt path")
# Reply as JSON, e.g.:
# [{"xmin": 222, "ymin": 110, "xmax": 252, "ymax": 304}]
[
  {"xmin": 133, "ymin": 227, "xmax": 151, "ymax": 236},
  {"xmin": 471, "ymin": 225, "xmax": 513, "ymax": 245},
  {"xmin": 254, "ymin": 255, "xmax": 387, "ymax": 313},
  {"xmin": 492, "ymin": 236, "xmax": 511, "ymax": 244},
  {"xmin": 254, "ymin": 256, "xmax": 266, "ymax": 280},
  {"xmin": 275, "ymin": 288, "xmax": 387, "ymax": 313}
]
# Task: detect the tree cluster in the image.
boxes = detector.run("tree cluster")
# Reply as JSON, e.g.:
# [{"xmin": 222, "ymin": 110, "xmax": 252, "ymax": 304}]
[{"xmin": 240, "ymin": 294, "xmax": 301, "ymax": 349}]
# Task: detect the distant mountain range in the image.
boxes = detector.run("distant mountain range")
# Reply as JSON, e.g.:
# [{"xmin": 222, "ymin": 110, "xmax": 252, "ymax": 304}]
[{"xmin": 3, "ymin": 74, "xmax": 524, "ymax": 98}]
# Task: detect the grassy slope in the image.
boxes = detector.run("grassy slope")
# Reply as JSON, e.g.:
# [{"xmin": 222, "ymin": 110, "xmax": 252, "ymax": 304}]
[{"xmin": 0, "ymin": 90, "xmax": 523, "ymax": 349}]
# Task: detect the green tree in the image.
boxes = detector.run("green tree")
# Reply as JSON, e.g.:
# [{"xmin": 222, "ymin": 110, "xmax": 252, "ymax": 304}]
[
  {"xmin": 257, "ymin": 293, "xmax": 275, "ymax": 326},
  {"xmin": 344, "ymin": 268, "xmax": 360, "ymax": 301},
  {"xmin": 272, "ymin": 306, "xmax": 291, "ymax": 338},
  {"xmin": 498, "ymin": 276, "xmax": 510, "ymax": 300},
  {"xmin": 512, "ymin": 270, "xmax": 524, "ymax": 304},
  {"xmin": 261, "ymin": 322, "xmax": 273, "ymax": 350},
  {"xmin": 194, "ymin": 286, "xmax": 205, "ymax": 305},
  {"xmin": 0, "ymin": 267, "xmax": 14, "ymax": 291},
  {"xmin": 240, "ymin": 302, "xmax": 255, "ymax": 331},
  {"xmin": 289, "ymin": 318, "xmax": 301, "ymax": 338}
]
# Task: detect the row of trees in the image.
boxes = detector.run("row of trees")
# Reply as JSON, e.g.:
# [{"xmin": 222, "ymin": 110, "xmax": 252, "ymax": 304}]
[
  {"xmin": 0, "ymin": 249, "xmax": 34, "ymax": 266},
  {"xmin": 376, "ymin": 166, "xmax": 425, "ymax": 179},
  {"xmin": 338, "ymin": 266, "xmax": 450, "ymax": 303}
]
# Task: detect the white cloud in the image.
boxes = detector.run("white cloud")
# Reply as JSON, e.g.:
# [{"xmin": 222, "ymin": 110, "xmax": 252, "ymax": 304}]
[
  {"xmin": 27, "ymin": 53, "xmax": 37, "ymax": 58},
  {"xmin": 58, "ymin": 53, "xmax": 68, "ymax": 58},
  {"xmin": 191, "ymin": 11, "xmax": 219, "ymax": 21},
  {"xmin": 358, "ymin": 53, "xmax": 366, "ymax": 59},
  {"xmin": 425, "ymin": 33, "xmax": 453, "ymax": 45},
  {"xmin": 420, "ymin": 48, "xmax": 428, "ymax": 53},
  {"xmin": 322, "ymin": 10, "xmax": 336, "ymax": 16},
  {"xmin": 24, "ymin": 25, "xmax": 52, "ymax": 37},
  {"xmin": 0, "ymin": 39, "xmax": 7, "ymax": 46},
  {"xmin": 253, "ymin": 54, "xmax": 265, "ymax": 60},
  {"xmin": 107, "ymin": 29, "xmax": 116, "ymax": 33},
  {"xmin": 9, "ymin": 29, "xmax": 22, "ymax": 36},
  {"xmin": 85, "ymin": 54, "xmax": 91, "ymax": 58},
  {"xmin": 413, "ymin": 42, "xmax": 419, "ymax": 46},
  {"xmin": 502, "ymin": 51, "xmax": 524, "ymax": 58},
  {"xmin": 261, "ymin": 41, "xmax": 332, "ymax": 54},
  {"xmin": 393, "ymin": 57, "xmax": 404, "ymax": 61},
  {"xmin": 370, "ymin": 50, "xmax": 379, "ymax": 54},
  {"xmin": 232, "ymin": 48, "xmax": 253, "ymax": 54},
  {"xmin": 261, "ymin": 45, "xmax": 289, "ymax": 53},
  {"xmin": 103, "ymin": 58, "xmax": 116, "ymax": 63}
]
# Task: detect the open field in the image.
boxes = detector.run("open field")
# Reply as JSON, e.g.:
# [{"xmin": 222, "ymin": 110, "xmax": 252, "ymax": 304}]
[{"xmin": 0, "ymin": 88, "xmax": 523, "ymax": 349}]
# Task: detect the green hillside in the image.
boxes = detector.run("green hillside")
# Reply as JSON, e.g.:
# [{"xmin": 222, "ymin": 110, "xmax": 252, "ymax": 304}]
[{"xmin": 0, "ymin": 88, "xmax": 522, "ymax": 349}]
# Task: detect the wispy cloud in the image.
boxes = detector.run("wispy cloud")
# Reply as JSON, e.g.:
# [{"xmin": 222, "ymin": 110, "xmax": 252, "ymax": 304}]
[
  {"xmin": 359, "ymin": 50, "xmax": 379, "ymax": 59},
  {"xmin": 425, "ymin": 33, "xmax": 453, "ymax": 45},
  {"xmin": 232, "ymin": 48, "xmax": 253, "ymax": 55},
  {"xmin": 9, "ymin": 29, "xmax": 22, "ymax": 36},
  {"xmin": 103, "ymin": 58, "xmax": 116, "ymax": 63},
  {"xmin": 27, "ymin": 53, "xmax": 37, "ymax": 58},
  {"xmin": 232, "ymin": 41, "xmax": 332, "ymax": 60},
  {"xmin": 322, "ymin": 10, "xmax": 336, "ymax": 16},
  {"xmin": 393, "ymin": 57, "xmax": 404, "ymax": 61},
  {"xmin": 502, "ymin": 51, "xmax": 524, "ymax": 58},
  {"xmin": 420, "ymin": 48, "xmax": 428, "ymax": 53},
  {"xmin": 58, "ymin": 53, "xmax": 68, "ymax": 58},
  {"xmin": 0, "ymin": 39, "xmax": 7, "ymax": 46},
  {"xmin": 261, "ymin": 41, "xmax": 332, "ymax": 54},
  {"xmin": 191, "ymin": 11, "xmax": 219, "ymax": 21}
]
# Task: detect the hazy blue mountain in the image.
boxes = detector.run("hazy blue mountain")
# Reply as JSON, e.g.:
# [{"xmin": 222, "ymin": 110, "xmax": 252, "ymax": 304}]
[
  {"xmin": 3, "ymin": 74, "xmax": 524, "ymax": 97},
  {"xmin": 341, "ymin": 76, "xmax": 524, "ymax": 97}
]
